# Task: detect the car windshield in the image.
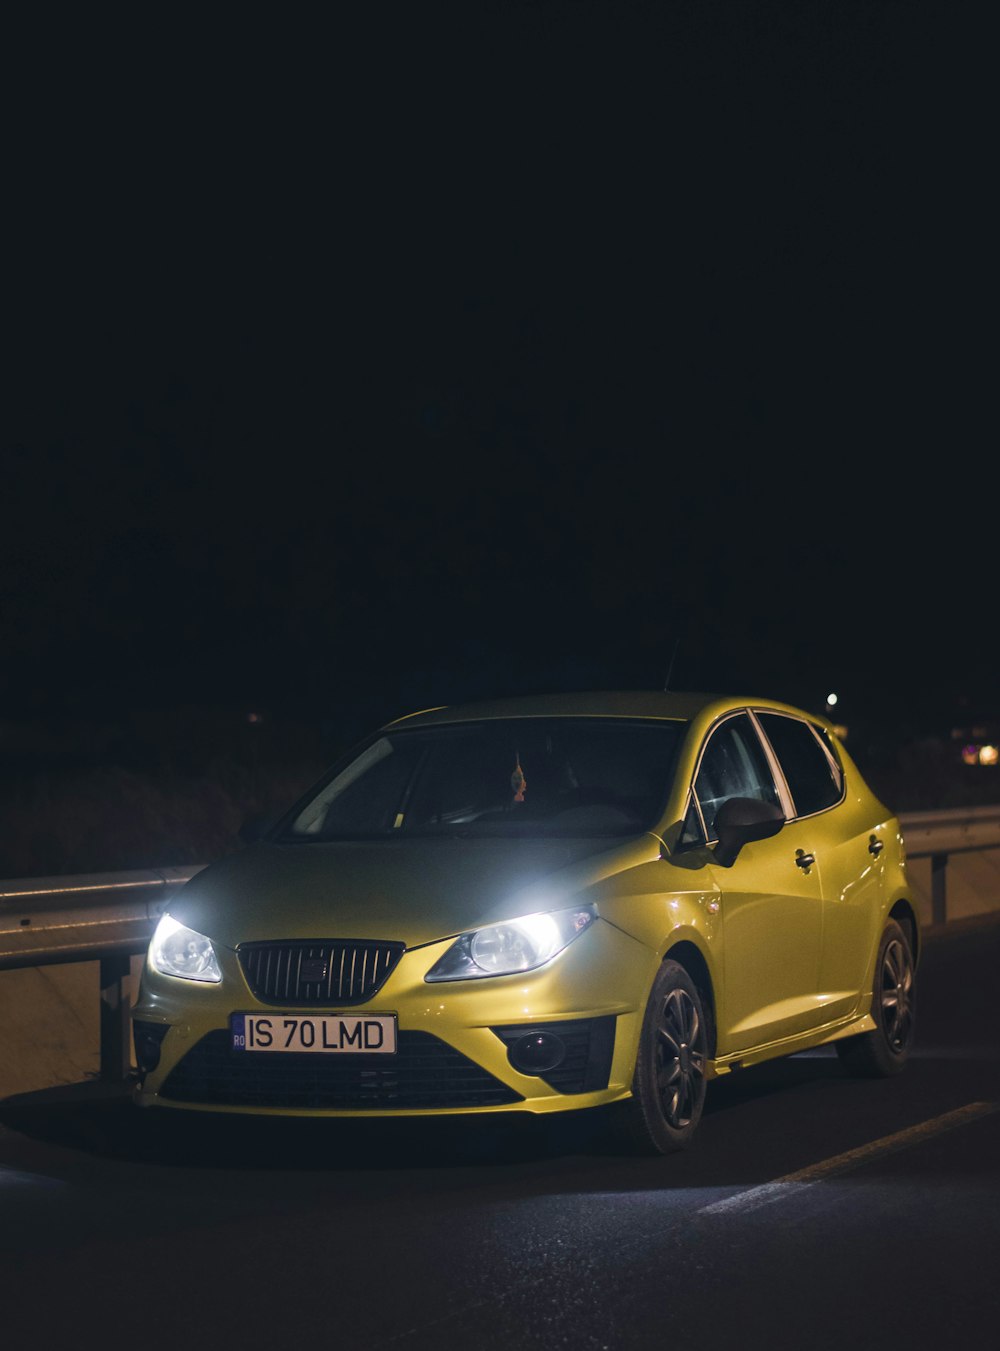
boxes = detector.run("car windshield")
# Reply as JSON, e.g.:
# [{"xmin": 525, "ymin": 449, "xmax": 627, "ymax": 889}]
[{"xmin": 282, "ymin": 718, "xmax": 685, "ymax": 841}]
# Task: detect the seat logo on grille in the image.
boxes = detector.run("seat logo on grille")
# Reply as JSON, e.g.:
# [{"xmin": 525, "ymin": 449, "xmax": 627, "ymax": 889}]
[{"xmin": 300, "ymin": 959, "xmax": 329, "ymax": 983}]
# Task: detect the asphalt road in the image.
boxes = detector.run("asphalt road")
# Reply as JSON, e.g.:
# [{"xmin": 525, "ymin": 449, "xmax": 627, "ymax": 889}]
[{"xmin": 2, "ymin": 914, "xmax": 998, "ymax": 1351}]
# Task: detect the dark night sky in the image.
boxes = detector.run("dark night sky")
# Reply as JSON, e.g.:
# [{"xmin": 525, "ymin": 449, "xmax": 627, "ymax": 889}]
[{"xmin": 4, "ymin": 2, "xmax": 993, "ymax": 752}]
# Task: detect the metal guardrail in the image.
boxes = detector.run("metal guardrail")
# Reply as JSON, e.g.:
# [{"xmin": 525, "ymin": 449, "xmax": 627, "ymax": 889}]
[
  {"xmin": 0, "ymin": 865, "xmax": 204, "ymax": 1081},
  {"xmin": 898, "ymin": 806, "xmax": 1000, "ymax": 925},
  {"xmin": 0, "ymin": 865, "xmax": 204, "ymax": 970},
  {"xmin": 2, "ymin": 806, "xmax": 999, "ymax": 1082}
]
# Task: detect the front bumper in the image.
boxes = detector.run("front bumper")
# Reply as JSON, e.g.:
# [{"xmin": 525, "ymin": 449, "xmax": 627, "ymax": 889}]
[{"xmin": 133, "ymin": 917, "xmax": 655, "ymax": 1117}]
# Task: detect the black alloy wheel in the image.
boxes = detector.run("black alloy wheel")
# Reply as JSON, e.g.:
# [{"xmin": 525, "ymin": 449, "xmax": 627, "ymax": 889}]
[
  {"xmin": 879, "ymin": 932, "xmax": 915, "ymax": 1053},
  {"xmin": 618, "ymin": 959, "xmax": 709, "ymax": 1154},
  {"xmin": 836, "ymin": 917, "xmax": 916, "ymax": 1077},
  {"xmin": 657, "ymin": 986, "xmax": 706, "ymax": 1128}
]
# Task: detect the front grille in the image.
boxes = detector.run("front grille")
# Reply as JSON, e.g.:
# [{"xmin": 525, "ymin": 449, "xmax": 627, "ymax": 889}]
[
  {"xmin": 160, "ymin": 1030, "xmax": 524, "ymax": 1110},
  {"xmin": 492, "ymin": 1016, "xmax": 617, "ymax": 1093},
  {"xmin": 238, "ymin": 940, "xmax": 404, "ymax": 1006}
]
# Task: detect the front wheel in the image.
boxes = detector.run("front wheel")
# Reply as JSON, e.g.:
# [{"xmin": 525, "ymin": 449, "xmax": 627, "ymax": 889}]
[
  {"xmin": 616, "ymin": 960, "xmax": 709, "ymax": 1155},
  {"xmin": 836, "ymin": 918, "xmax": 916, "ymax": 1077}
]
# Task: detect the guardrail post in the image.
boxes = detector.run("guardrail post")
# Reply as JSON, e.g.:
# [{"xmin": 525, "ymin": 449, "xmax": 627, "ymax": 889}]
[
  {"xmin": 100, "ymin": 953, "xmax": 132, "ymax": 1081},
  {"xmin": 931, "ymin": 852, "xmax": 948, "ymax": 925}
]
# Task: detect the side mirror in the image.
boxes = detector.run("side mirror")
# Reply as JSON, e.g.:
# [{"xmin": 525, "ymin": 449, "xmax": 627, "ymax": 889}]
[{"xmin": 712, "ymin": 797, "xmax": 784, "ymax": 867}]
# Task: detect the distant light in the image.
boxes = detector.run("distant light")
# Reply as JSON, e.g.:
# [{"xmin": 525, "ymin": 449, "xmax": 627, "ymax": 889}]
[
  {"xmin": 826, "ymin": 692, "xmax": 838, "ymax": 707},
  {"xmin": 247, "ymin": 712, "xmax": 263, "ymax": 724},
  {"xmin": 961, "ymin": 743, "xmax": 998, "ymax": 766}
]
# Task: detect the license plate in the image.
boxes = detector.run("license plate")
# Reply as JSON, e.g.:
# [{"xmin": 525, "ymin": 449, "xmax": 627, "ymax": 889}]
[{"xmin": 230, "ymin": 1013, "xmax": 397, "ymax": 1054}]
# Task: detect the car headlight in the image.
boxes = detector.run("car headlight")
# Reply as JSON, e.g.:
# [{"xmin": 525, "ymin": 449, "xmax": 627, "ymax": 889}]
[
  {"xmin": 424, "ymin": 905, "xmax": 596, "ymax": 982},
  {"xmin": 149, "ymin": 915, "xmax": 223, "ymax": 983}
]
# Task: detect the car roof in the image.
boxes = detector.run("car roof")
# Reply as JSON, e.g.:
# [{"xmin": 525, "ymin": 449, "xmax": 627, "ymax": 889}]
[{"xmin": 384, "ymin": 690, "xmax": 820, "ymax": 729}]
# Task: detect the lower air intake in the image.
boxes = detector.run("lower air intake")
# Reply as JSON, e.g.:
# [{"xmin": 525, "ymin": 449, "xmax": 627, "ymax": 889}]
[{"xmin": 160, "ymin": 1030, "xmax": 524, "ymax": 1110}]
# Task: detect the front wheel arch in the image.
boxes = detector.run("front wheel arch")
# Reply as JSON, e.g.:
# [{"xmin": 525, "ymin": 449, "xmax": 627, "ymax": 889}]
[
  {"xmin": 662, "ymin": 938, "xmax": 717, "ymax": 1060},
  {"xmin": 616, "ymin": 959, "xmax": 710, "ymax": 1154}
]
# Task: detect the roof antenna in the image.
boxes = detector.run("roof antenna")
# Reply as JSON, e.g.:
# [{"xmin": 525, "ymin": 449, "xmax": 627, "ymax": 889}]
[{"xmin": 663, "ymin": 635, "xmax": 682, "ymax": 692}]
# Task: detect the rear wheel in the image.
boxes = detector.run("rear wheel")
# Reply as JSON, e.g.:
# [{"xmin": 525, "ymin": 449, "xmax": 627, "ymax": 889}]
[
  {"xmin": 616, "ymin": 960, "xmax": 708, "ymax": 1155},
  {"xmin": 836, "ymin": 918, "xmax": 916, "ymax": 1077}
]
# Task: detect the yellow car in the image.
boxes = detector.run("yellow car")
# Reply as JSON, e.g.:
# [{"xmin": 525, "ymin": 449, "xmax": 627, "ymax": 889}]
[{"xmin": 132, "ymin": 691, "xmax": 918, "ymax": 1153}]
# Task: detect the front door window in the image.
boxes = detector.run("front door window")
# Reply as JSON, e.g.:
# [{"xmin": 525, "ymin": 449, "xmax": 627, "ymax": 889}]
[{"xmin": 694, "ymin": 714, "xmax": 781, "ymax": 839}]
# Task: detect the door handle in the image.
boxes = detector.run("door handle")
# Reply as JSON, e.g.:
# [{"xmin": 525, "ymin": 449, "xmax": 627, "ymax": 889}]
[
  {"xmin": 795, "ymin": 850, "xmax": 816, "ymax": 871},
  {"xmin": 868, "ymin": 835, "xmax": 884, "ymax": 856}
]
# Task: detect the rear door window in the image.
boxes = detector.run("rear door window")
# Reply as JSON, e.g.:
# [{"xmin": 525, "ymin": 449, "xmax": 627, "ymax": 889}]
[
  {"xmin": 694, "ymin": 714, "xmax": 781, "ymax": 840},
  {"xmin": 757, "ymin": 713, "xmax": 842, "ymax": 818}
]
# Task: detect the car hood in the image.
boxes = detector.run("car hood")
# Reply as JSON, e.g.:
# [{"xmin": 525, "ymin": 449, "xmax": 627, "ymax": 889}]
[{"xmin": 167, "ymin": 837, "xmax": 624, "ymax": 950}]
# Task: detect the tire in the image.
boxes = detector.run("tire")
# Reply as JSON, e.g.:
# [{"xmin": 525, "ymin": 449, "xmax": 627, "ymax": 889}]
[
  {"xmin": 616, "ymin": 960, "xmax": 709, "ymax": 1155},
  {"xmin": 836, "ymin": 918, "xmax": 916, "ymax": 1077}
]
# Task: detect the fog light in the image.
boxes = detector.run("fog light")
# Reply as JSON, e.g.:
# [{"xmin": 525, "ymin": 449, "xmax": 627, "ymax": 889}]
[
  {"xmin": 133, "ymin": 1020, "xmax": 169, "ymax": 1074},
  {"xmin": 507, "ymin": 1031, "xmax": 566, "ymax": 1075}
]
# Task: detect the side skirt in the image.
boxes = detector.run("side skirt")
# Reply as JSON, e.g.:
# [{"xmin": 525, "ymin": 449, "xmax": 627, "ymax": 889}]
[{"xmin": 707, "ymin": 1011, "xmax": 877, "ymax": 1077}]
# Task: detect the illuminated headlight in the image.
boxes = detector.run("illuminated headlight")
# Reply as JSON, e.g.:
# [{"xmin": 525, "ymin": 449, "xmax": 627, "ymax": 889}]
[
  {"xmin": 149, "ymin": 915, "xmax": 222, "ymax": 983},
  {"xmin": 425, "ymin": 905, "xmax": 596, "ymax": 982}
]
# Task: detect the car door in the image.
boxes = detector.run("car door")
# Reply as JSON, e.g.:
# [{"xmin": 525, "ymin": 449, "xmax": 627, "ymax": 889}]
[
  {"xmin": 694, "ymin": 712, "xmax": 826, "ymax": 1055},
  {"xmin": 756, "ymin": 712, "xmax": 884, "ymax": 1023}
]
